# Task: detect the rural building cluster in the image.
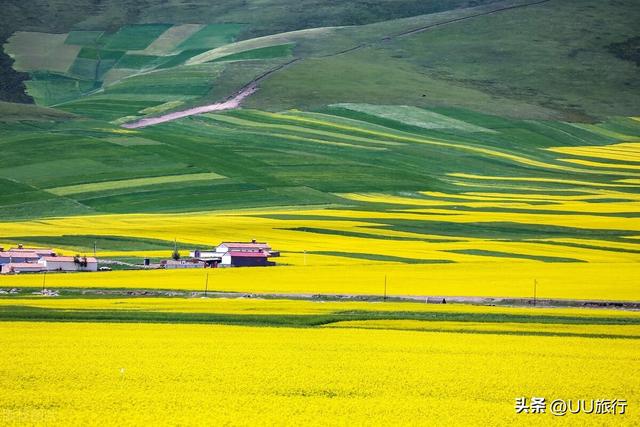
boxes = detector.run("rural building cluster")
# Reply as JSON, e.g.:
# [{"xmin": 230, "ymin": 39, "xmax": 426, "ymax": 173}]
[
  {"xmin": 0, "ymin": 240, "xmax": 278, "ymax": 274},
  {"xmin": 162, "ymin": 240, "xmax": 279, "ymax": 269},
  {"xmin": 0, "ymin": 245, "xmax": 97, "ymax": 274}
]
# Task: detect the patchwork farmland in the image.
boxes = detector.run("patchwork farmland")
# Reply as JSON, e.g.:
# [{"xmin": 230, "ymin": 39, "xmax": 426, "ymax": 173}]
[
  {"xmin": 2, "ymin": 108, "xmax": 640, "ymax": 274},
  {"xmin": 0, "ymin": 0, "xmax": 639, "ymax": 425}
]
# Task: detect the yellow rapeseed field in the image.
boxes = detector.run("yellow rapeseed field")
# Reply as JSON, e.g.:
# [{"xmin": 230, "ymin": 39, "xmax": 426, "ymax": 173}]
[
  {"xmin": 0, "ymin": 198, "xmax": 640, "ymax": 300},
  {"xmin": 0, "ymin": 321, "xmax": 637, "ymax": 426},
  {"xmin": 2, "ymin": 262, "xmax": 639, "ymax": 300},
  {"xmin": 2, "ymin": 296, "xmax": 638, "ymax": 318},
  {"xmin": 1, "ymin": 190, "xmax": 640, "ymax": 299},
  {"xmin": 326, "ymin": 319, "xmax": 640, "ymax": 337}
]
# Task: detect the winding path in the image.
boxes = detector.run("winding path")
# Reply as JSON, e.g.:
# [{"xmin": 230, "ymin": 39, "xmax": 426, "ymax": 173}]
[{"xmin": 122, "ymin": 84, "xmax": 258, "ymax": 129}]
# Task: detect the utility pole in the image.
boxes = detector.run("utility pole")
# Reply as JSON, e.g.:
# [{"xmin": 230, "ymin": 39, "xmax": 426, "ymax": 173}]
[
  {"xmin": 93, "ymin": 241, "xmax": 97, "ymax": 258},
  {"xmin": 172, "ymin": 238, "xmax": 180, "ymax": 261},
  {"xmin": 384, "ymin": 275, "xmax": 387, "ymax": 301},
  {"xmin": 204, "ymin": 272, "xmax": 209, "ymax": 297},
  {"xmin": 533, "ymin": 279, "xmax": 537, "ymax": 307}
]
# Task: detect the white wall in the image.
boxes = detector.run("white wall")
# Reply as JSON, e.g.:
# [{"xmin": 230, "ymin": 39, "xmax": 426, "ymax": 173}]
[
  {"xmin": 221, "ymin": 253, "xmax": 232, "ymax": 266},
  {"xmin": 1, "ymin": 265, "xmax": 43, "ymax": 274},
  {"xmin": 42, "ymin": 260, "xmax": 98, "ymax": 272}
]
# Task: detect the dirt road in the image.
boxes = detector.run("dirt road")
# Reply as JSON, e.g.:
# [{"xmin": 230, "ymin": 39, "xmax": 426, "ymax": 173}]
[{"xmin": 121, "ymin": 84, "xmax": 258, "ymax": 129}]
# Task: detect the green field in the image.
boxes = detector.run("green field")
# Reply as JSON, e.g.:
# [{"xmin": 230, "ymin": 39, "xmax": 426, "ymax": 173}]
[
  {"xmin": 211, "ymin": 43, "xmax": 294, "ymax": 62},
  {"xmin": 101, "ymin": 24, "xmax": 173, "ymax": 50},
  {"xmin": 1, "ymin": 101, "xmax": 638, "ymax": 226},
  {"xmin": 64, "ymin": 31, "xmax": 104, "ymax": 46},
  {"xmin": 176, "ymin": 24, "xmax": 246, "ymax": 50},
  {"xmin": 46, "ymin": 172, "xmax": 225, "ymax": 196}
]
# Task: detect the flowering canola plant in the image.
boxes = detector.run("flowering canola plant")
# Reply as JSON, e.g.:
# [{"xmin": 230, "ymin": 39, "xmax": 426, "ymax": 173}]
[
  {"xmin": 1, "ymin": 262, "xmax": 639, "ymax": 300},
  {"xmin": 0, "ymin": 321, "xmax": 637, "ymax": 426}
]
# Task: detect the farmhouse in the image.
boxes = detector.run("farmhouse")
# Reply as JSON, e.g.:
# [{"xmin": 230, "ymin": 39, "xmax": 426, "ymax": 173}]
[
  {"xmin": 183, "ymin": 240, "xmax": 277, "ymax": 268},
  {"xmin": 0, "ymin": 244, "xmax": 104, "ymax": 274},
  {"xmin": 38, "ymin": 256, "xmax": 98, "ymax": 272}
]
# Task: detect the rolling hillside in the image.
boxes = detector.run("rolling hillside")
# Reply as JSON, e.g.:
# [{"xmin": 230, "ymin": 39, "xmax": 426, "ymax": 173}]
[
  {"xmin": 0, "ymin": 0, "xmax": 503, "ymax": 102},
  {"xmin": 0, "ymin": 0, "xmax": 639, "ymax": 267},
  {"xmin": 3, "ymin": 0, "xmax": 639, "ymax": 119}
]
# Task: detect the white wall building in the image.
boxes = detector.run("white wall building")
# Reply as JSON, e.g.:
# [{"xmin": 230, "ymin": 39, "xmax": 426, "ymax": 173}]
[
  {"xmin": 38, "ymin": 256, "xmax": 98, "ymax": 272},
  {"xmin": 0, "ymin": 263, "xmax": 45, "ymax": 274},
  {"xmin": 184, "ymin": 241, "xmax": 277, "ymax": 268}
]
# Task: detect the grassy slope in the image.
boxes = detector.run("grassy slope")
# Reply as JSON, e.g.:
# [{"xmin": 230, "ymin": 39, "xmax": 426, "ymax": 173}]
[
  {"xmin": 0, "ymin": 101, "xmax": 75, "ymax": 121},
  {"xmin": 0, "ymin": 0, "xmax": 503, "ymax": 102},
  {"xmin": 248, "ymin": 0, "xmax": 640, "ymax": 120},
  {"xmin": 1, "ymin": 104, "xmax": 638, "ymax": 221},
  {"xmin": 9, "ymin": 0, "xmax": 635, "ymax": 122}
]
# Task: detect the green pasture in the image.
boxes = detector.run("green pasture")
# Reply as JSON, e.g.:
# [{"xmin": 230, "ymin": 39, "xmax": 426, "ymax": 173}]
[
  {"xmin": 47, "ymin": 172, "xmax": 225, "ymax": 196},
  {"xmin": 64, "ymin": 31, "xmax": 104, "ymax": 46},
  {"xmin": 101, "ymin": 24, "xmax": 172, "ymax": 51},
  {"xmin": 4, "ymin": 32, "xmax": 80, "ymax": 74},
  {"xmin": 177, "ymin": 24, "xmax": 246, "ymax": 50},
  {"xmin": 115, "ymin": 54, "xmax": 163, "ymax": 69},
  {"xmin": 153, "ymin": 49, "xmax": 209, "ymax": 69},
  {"xmin": 0, "ymin": 101, "xmax": 74, "ymax": 122},
  {"xmin": 1, "ymin": 102, "xmax": 638, "ymax": 221},
  {"xmin": 211, "ymin": 44, "xmax": 294, "ymax": 62},
  {"xmin": 23, "ymin": 72, "xmax": 97, "ymax": 106}
]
